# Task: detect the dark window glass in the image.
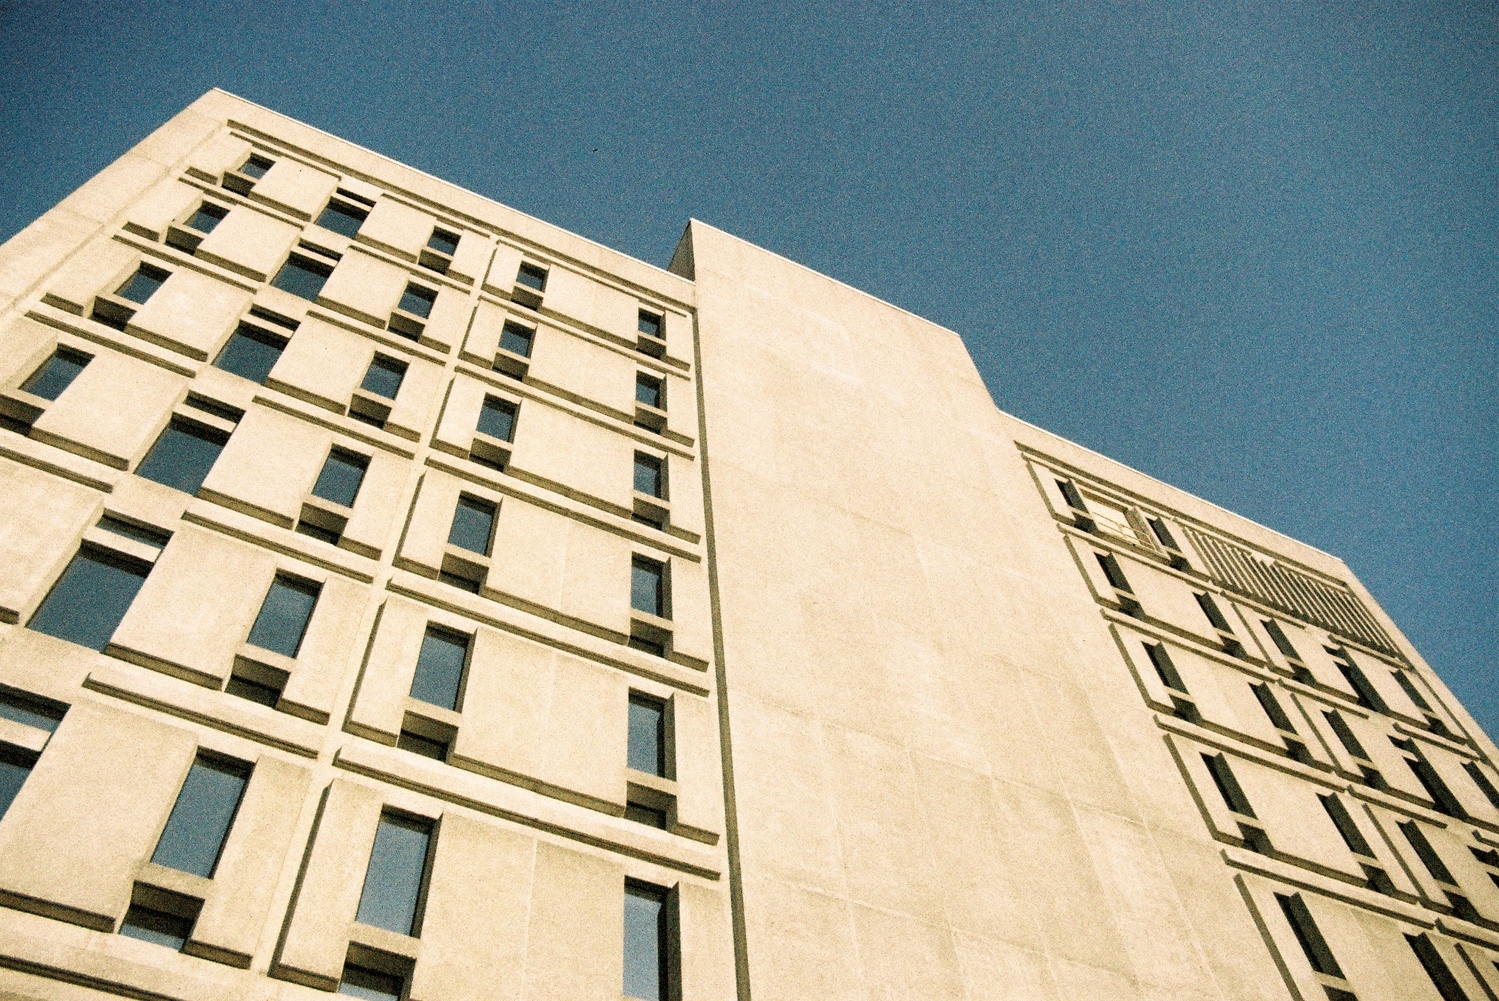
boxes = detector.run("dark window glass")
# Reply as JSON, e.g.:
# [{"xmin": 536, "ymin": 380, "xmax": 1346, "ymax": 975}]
[
  {"xmin": 136, "ymin": 419, "xmax": 228, "ymax": 494},
  {"xmin": 1055, "ymin": 478, "xmax": 1087, "ymax": 510},
  {"xmin": 634, "ymin": 454, "xmax": 663, "ymax": 498},
  {"xmin": 28, "ymin": 549, "xmax": 149, "ymax": 651},
  {"xmin": 1096, "ymin": 553, "xmax": 1131, "ymax": 593},
  {"xmin": 1261, "ymin": 619, "xmax": 1300, "ymax": 660},
  {"xmin": 272, "ymin": 255, "xmax": 334, "ymax": 300},
  {"xmin": 397, "ymin": 729, "xmax": 449, "ymax": 760},
  {"xmin": 356, "ymin": 812, "xmax": 432, "ymax": 935},
  {"xmin": 151, "ymin": 754, "xmax": 251, "ymax": 878},
  {"xmin": 1251, "ymin": 684, "xmax": 1295, "ymax": 732},
  {"xmin": 516, "ymin": 262, "xmax": 548, "ymax": 291},
  {"xmin": 427, "ymin": 229, "xmax": 459, "ymax": 255},
  {"xmin": 1399, "ymin": 820, "xmax": 1456, "ymax": 883},
  {"xmin": 240, "ymin": 155, "xmax": 274, "ymax": 179},
  {"xmin": 247, "ymin": 575, "xmax": 321, "ymax": 658},
  {"xmin": 499, "ymin": 321, "xmax": 534, "ymax": 358},
  {"xmin": 638, "ymin": 310, "xmax": 663, "ymax": 338},
  {"xmin": 635, "ymin": 373, "xmax": 662, "ymax": 409},
  {"xmin": 119, "ymin": 904, "xmax": 192, "ymax": 950},
  {"xmin": 409, "ymin": 628, "xmax": 469, "ymax": 712},
  {"xmin": 477, "ymin": 397, "xmax": 517, "ymax": 442},
  {"xmin": 1324, "ymin": 710, "xmax": 1369, "ymax": 760},
  {"xmin": 623, "ymin": 881, "xmax": 669, "ymax": 1001},
  {"xmin": 626, "ymin": 801, "xmax": 667, "ymax": 829},
  {"xmin": 0, "ymin": 690, "xmax": 65, "ymax": 733},
  {"xmin": 116, "ymin": 264, "xmax": 171, "ymax": 304},
  {"xmin": 1276, "ymin": 892, "xmax": 1344, "ymax": 978},
  {"xmin": 312, "ymin": 449, "xmax": 369, "ymax": 508},
  {"xmin": 398, "ymin": 284, "xmax": 436, "ymax": 318},
  {"xmin": 0, "ymin": 745, "xmax": 38, "ymax": 821},
  {"xmin": 632, "ymin": 557, "xmax": 665, "ymax": 618},
  {"xmin": 1195, "ymin": 592, "xmax": 1230, "ymax": 631},
  {"xmin": 1465, "ymin": 763, "xmax": 1499, "ymax": 810},
  {"xmin": 1338, "ymin": 657, "xmax": 1389, "ymax": 713},
  {"xmin": 185, "ymin": 202, "xmax": 228, "ymax": 234},
  {"xmin": 361, "ymin": 355, "xmax": 407, "ymax": 399},
  {"xmin": 1393, "ymin": 670, "xmax": 1434, "ymax": 712},
  {"xmin": 1401, "ymin": 748, "xmax": 1466, "ymax": 818},
  {"xmin": 1145, "ymin": 644, "xmax": 1185, "ymax": 692},
  {"xmin": 215, "ymin": 323, "xmax": 286, "ymax": 384},
  {"xmin": 21, "ymin": 348, "xmax": 91, "ymax": 401},
  {"xmin": 97, "ymin": 516, "xmax": 169, "ymax": 549},
  {"xmin": 1319, "ymin": 794, "xmax": 1373, "ymax": 857},
  {"xmin": 1407, "ymin": 934, "xmax": 1469, "ymax": 1001},
  {"xmin": 1147, "ymin": 516, "xmax": 1178, "ymax": 549},
  {"xmin": 340, "ymin": 963, "xmax": 403, "ymax": 1000},
  {"xmin": 1202, "ymin": 752, "xmax": 1255, "ymax": 817},
  {"xmin": 448, "ymin": 496, "xmax": 495, "ymax": 555},
  {"xmin": 316, "ymin": 200, "xmax": 368, "ymax": 237},
  {"xmin": 628, "ymin": 694, "xmax": 666, "ymax": 776}
]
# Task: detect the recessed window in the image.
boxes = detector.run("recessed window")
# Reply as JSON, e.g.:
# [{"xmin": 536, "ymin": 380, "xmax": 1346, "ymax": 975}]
[
  {"xmin": 397, "ymin": 729, "xmax": 449, "ymax": 761},
  {"xmin": 119, "ymin": 902, "xmax": 195, "ymax": 950},
  {"xmin": 184, "ymin": 202, "xmax": 228, "ymax": 234},
  {"xmin": 19, "ymin": 347, "xmax": 91, "ymax": 402},
  {"xmin": 623, "ymin": 880, "xmax": 673, "ymax": 1001},
  {"xmin": 247, "ymin": 574, "xmax": 321, "ymax": 659},
  {"xmin": 1275, "ymin": 892, "xmax": 1344, "ymax": 979},
  {"xmin": 1147, "ymin": 516, "xmax": 1178, "ymax": 549},
  {"xmin": 628, "ymin": 635, "xmax": 665, "ymax": 658},
  {"xmin": 1251, "ymin": 683, "xmax": 1295, "ymax": 732},
  {"xmin": 625, "ymin": 802, "xmax": 667, "ymax": 829},
  {"xmin": 1261, "ymin": 619, "xmax": 1300, "ymax": 661},
  {"xmin": 361, "ymin": 355, "xmax": 407, "ymax": 399},
  {"xmin": 448, "ymin": 496, "xmax": 496, "ymax": 556},
  {"xmin": 634, "ymin": 453, "xmax": 664, "ymax": 499},
  {"xmin": 1201, "ymin": 752, "xmax": 1255, "ymax": 817},
  {"xmin": 637, "ymin": 310, "xmax": 663, "ymax": 339},
  {"xmin": 1095, "ymin": 553, "xmax": 1132, "ymax": 593},
  {"xmin": 151, "ymin": 753, "xmax": 251, "ymax": 878},
  {"xmin": 409, "ymin": 627, "xmax": 470, "ymax": 712},
  {"xmin": 226, "ymin": 673, "xmax": 281, "ymax": 707},
  {"xmin": 339, "ymin": 962, "xmax": 404, "ymax": 1001},
  {"xmin": 1194, "ymin": 592, "xmax": 1230, "ymax": 632},
  {"xmin": 1323, "ymin": 710, "xmax": 1369, "ymax": 760},
  {"xmin": 136, "ymin": 418, "xmax": 229, "ymax": 495},
  {"xmin": 1406, "ymin": 933, "xmax": 1468, "ymax": 1001},
  {"xmin": 1056, "ymin": 478, "xmax": 1087, "ymax": 511},
  {"xmin": 0, "ymin": 745, "xmax": 39, "ymax": 821},
  {"xmin": 0, "ymin": 688, "xmax": 65, "ymax": 734},
  {"xmin": 316, "ymin": 198, "xmax": 369, "ymax": 238},
  {"xmin": 636, "ymin": 373, "xmax": 663, "ymax": 409},
  {"xmin": 1319, "ymin": 794, "xmax": 1373, "ymax": 857},
  {"xmin": 27, "ymin": 548, "xmax": 150, "ymax": 652},
  {"xmin": 628, "ymin": 693, "xmax": 667, "ymax": 776},
  {"xmin": 499, "ymin": 321, "xmax": 534, "ymax": 358},
  {"xmin": 1392, "ymin": 670, "xmax": 1434, "ymax": 713},
  {"xmin": 1395, "ymin": 738, "xmax": 1465, "ymax": 818},
  {"xmin": 1464, "ymin": 762, "xmax": 1499, "ymax": 811},
  {"xmin": 240, "ymin": 154, "xmax": 274, "ymax": 179},
  {"xmin": 312, "ymin": 448, "xmax": 369, "ymax": 508},
  {"xmin": 631, "ymin": 556, "xmax": 667, "ymax": 619},
  {"xmin": 477, "ymin": 396, "xmax": 517, "ymax": 443},
  {"xmin": 515, "ymin": 262, "xmax": 548, "ymax": 292},
  {"xmin": 215, "ymin": 322, "xmax": 287, "ymax": 384},
  {"xmin": 1144, "ymin": 643, "xmax": 1185, "ymax": 692},
  {"xmin": 356, "ymin": 811, "xmax": 433, "ymax": 936},
  {"xmin": 272, "ymin": 254, "xmax": 334, "ymax": 300},
  {"xmin": 427, "ymin": 229, "xmax": 459, "ymax": 256},
  {"xmin": 116, "ymin": 263, "xmax": 171, "ymax": 304},
  {"xmin": 398, "ymin": 283, "xmax": 437, "ymax": 319}
]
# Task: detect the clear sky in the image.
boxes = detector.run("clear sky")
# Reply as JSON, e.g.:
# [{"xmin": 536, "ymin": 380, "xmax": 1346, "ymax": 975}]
[{"xmin": 1, "ymin": 2, "xmax": 1494, "ymax": 734}]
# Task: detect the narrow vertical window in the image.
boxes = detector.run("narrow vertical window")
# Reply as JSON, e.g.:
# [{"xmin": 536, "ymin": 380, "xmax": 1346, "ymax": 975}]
[
  {"xmin": 1275, "ymin": 892, "xmax": 1344, "ymax": 979},
  {"xmin": 135, "ymin": 418, "xmax": 229, "ymax": 495},
  {"xmin": 20, "ymin": 347, "xmax": 91, "ymax": 401},
  {"xmin": 1261, "ymin": 619, "xmax": 1301, "ymax": 661},
  {"xmin": 247, "ymin": 575, "xmax": 321, "ymax": 658},
  {"xmin": 1252, "ymin": 684, "xmax": 1296, "ymax": 732},
  {"xmin": 1399, "ymin": 820, "xmax": 1456, "ymax": 884},
  {"xmin": 448, "ymin": 496, "xmax": 496, "ymax": 556},
  {"xmin": 1147, "ymin": 516, "xmax": 1178, "ymax": 549},
  {"xmin": 1202, "ymin": 752, "xmax": 1255, "ymax": 817},
  {"xmin": 1406, "ymin": 934, "xmax": 1470, "ymax": 1001},
  {"xmin": 623, "ymin": 881, "xmax": 673, "ymax": 1001},
  {"xmin": 356, "ymin": 812, "xmax": 433, "ymax": 936},
  {"xmin": 634, "ymin": 453, "xmax": 664, "ymax": 499},
  {"xmin": 477, "ymin": 397, "xmax": 518, "ymax": 442},
  {"xmin": 311, "ymin": 449, "xmax": 369, "ymax": 508},
  {"xmin": 636, "ymin": 372, "xmax": 663, "ymax": 409},
  {"xmin": 1319, "ymin": 795, "xmax": 1373, "ymax": 857},
  {"xmin": 1056, "ymin": 478, "xmax": 1087, "ymax": 510},
  {"xmin": 637, "ymin": 310, "xmax": 663, "ymax": 339},
  {"xmin": 409, "ymin": 628, "xmax": 470, "ymax": 712},
  {"xmin": 1392, "ymin": 670, "xmax": 1434, "ymax": 713},
  {"xmin": 151, "ymin": 754, "xmax": 251, "ymax": 878},
  {"xmin": 1396, "ymin": 739, "xmax": 1465, "ymax": 818},
  {"xmin": 1338, "ymin": 656, "xmax": 1389, "ymax": 713},
  {"xmin": 1324, "ymin": 710, "xmax": 1369, "ymax": 760},
  {"xmin": 628, "ymin": 694, "xmax": 667, "ymax": 777},
  {"xmin": 27, "ymin": 548, "xmax": 150, "ymax": 651},
  {"xmin": 1195, "ymin": 592, "xmax": 1230, "ymax": 632},
  {"xmin": 632, "ymin": 557, "xmax": 667, "ymax": 619},
  {"xmin": 1463, "ymin": 762, "xmax": 1499, "ymax": 811},
  {"xmin": 1096, "ymin": 552, "xmax": 1132, "ymax": 593}
]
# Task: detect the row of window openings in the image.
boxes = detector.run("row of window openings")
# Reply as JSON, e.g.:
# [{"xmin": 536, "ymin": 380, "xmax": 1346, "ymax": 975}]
[{"xmin": 1058, "ymin": 477, "xmax": 1190, "ymax": 570}]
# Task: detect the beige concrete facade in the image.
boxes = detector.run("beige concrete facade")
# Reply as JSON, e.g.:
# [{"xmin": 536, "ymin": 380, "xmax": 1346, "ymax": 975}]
[{"xmin": 0, "ymin": 89, "xmax": 1490, "ymax": 1001}]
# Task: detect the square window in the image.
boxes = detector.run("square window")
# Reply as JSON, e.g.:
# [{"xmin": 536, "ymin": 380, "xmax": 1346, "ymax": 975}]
[
  {"xmin": 398, "ymin": 283, "xmax": 436, "ymax": 319},
  {"xmin": 184, "ymin": 202, "xmax": 228, "ymax": 234},
  {"xmin": 0, "ymin": 744, "xmax": 40, "ymax": 821},
  {"xmin": 477, "ymin": 396, "xmax": 517, "ymax": 442},
  {"xmin": 634, "ymin": 454, "xmax": 664, "ymax": 498},
  {"xmin": 240, "ymin": 154, "xmax": 274, "ymax": 179},
  {"xmin": 151, "ymin": 753, "xmax": 251, "ymax": 878},
  {"xmin": 631, "ymin": 556, "xmax": 667, "ymax": 619},
  {"xmin": 247, "ymin": 575, "xmax": 321, "ymax": 659},
  {"xmin": 361, "ymin": 355, "xmax": 407, "ymax": 399},
  {"xmin": 638, "ymin": 310, "xmax": 663, "ymax": 338},
  {"xmin": 356, "ymin": 811, "xmax": 433, "ymax": 936},
  {"xmin": 115, "ymin": 263, "xmax": 171, "ymax": 304},
  {"xmin": 215, "ymin": 323, "xmax": 287, "ymax": 384},
  {"xmin": 272, "ymin": 255, "xmax": 334, "ymax": 300},
  {"xmin": 339, "ymin": 962, "xmax": 404, "ymax": 1001},
  {"xmin": 20, "ymin": 347, "xmax": 91, "ymax": 402},
  {"xmin": 316, "ymin": 199, "xmax": 369, "ymax": 238},
  {"xmin": 312, "ymin": 448, "xmax": 370, "ymax": 508},
  {"xmin": 628, "ymin": 693, "xmax": 667, "ymax": 776},
  {"xmin": 119, "ymin": 903, "xmax": 194, "ymax": 950},
  {"xmin": 427, "ymin": 229, "xmax": 459, "ymax": 255},
  {"xmin": 515, "ymin": 262, "xmax": 548, "ymax": 291},
  {"xmin": 409, "ymin": 628, "xmax": 470, "ymax": 712},
  {"xmin": 636, "ymin": 373, "xmax": 663, "ymax": 409},
  {"xmin": 448, "ymin": 496, "xmax": 496, "ymax": 556},
  {"xmin": 499, "ymin": 321, "xmax": 534, "ymax": 358},
  {"xmin": 136, "ymin": 418, "xmax": 229, "ymax": 495},
  {"xmin": 27, "ymin": 548, "xmax": 149, "ymax": 652}
]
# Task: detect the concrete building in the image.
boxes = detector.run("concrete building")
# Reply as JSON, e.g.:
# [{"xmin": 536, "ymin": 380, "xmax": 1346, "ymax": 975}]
[{"xmin": 0, "ymin": 89, "xmax": 1492, "ymax": 1001}]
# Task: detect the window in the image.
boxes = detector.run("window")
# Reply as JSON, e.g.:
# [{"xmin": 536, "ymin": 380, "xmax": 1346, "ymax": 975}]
[
  {"xmin": 115, "ymin": 263, "xmax": 171, "ymax": 304},
  {"xmin": 240, "ymin": 154, "xmax": 273, "ymax": 179},
  {"xmin": 1392, "ymin": 670, "xmax": 1434, "ymax": 713},
  {"xmin": 629, "ymin": 635, "xmax": 666, "ymax": 658},
  {"xmin": 184, "ymin": 201, "xmax": 228, "ymax": 235},
  {"xmin": 1145, "ymin": 643, "xmax": 1185, "ymax": 692},
  {"xmin": 0, "ymin": 745, "xmax": 39, "ymax": 821},
  {"xmin": 1324, "ymin": 710, "xmax": 1369, "ymax": 760},
  {"xmin": 19, "ymin": 347, "xmax": 90, "ymax": 401},
  {"xmin": 1336, "ymin": 655, "xmax": 1389, "ymax": 713},
  {"xmin": 312, "ymin": 449, "xmax": 369, "ymax": 508},
  {"xmin": 397, "ymin": 729, "xmax": 449, "ymax": 761},
  {"xmin": 316, "ymin": 197, "xmax": 369, "ymax": 238},
  {"xmin": 477, "ymin": 396, "xmax": 517, "ymax": 442},
  {"xmin": 448, "ymin": 496, "xmax": 495, "ymax": 556},
  {"xmin": 214, "ymin": 322, "xmax": 287, "ymax": 384},
  {"xmin": 1319, "ymin": 794, "xmax": 1373, "ymax": 857},
  {"xmin": 1095, "ymin": 553, "xmax": 1132, "ymax": 593},
  {"xmin": 1406, "ymin": 934, "xmax": 1469, "ymax": 1001},
  {"xmin": 632, "ymin": 557, "xmax": 667, "ymax": 619},
  {"xmin": 638, "ymin": 310, "xmax": 663, "ymax": 339},
  {"xmin": 1147, "ymin": 516, "xmax": 1178, "ymax": 549},
  {"xmin": 1394, "ymin": 739, "xmax": 1466, "ymax": 818},
  {"xmin": 427, "ymin": 228, "xmax": 459, "ymax": 256},
  {"xmin": 623, "ymin": 881, "xmax": 673, "ymax": 1001},
  {"xmin": 1463, "ymin": 762, "xmax": 1499, "ymax": 810},
  {"xmin": 1262, "ymin": 619, "xmax": 1301, "ymax": 661},
  {"xmin": 339, "ymin": 962, "xmax": 404, "ymax": 1000},
  {"xmin": 634, "ymin": 454, "xmax": 664, "ymax": 499},
  {"xmin": 499, "ymin": 321, "xmax": 534, "ymax": 358},
  {"xmin": 1056, "ymin": 478, "xmax": 1087, "ymax": 510},
  {"xmin": 628, "ymin": 693, "xmax": 667, "ymax": 776},
  {"xmin": 1275, "ymin": 892, "xmax": 1344, "ymax": 979},
  {"xmin": 397, "ymin": 283, "xmax": 436, "ymax": 319},
  {"xmin": 272, "ymin": 254, "xmax": 334, "ymax": 300},
  {"xmin": 409, "ymin": 627, "xmax": 470, "ymax": 712},
  {"xmin": 151, "ymin": 753, "xmax": 251, "ymax": 878},
  {"xmin": 636, "ymin": 373, "xmax": 663, "ymax": 409},
  {"xmin": 247, "ymin": 574, "xmax": 321, "ymax": 658},
  {"xmin": 361, "ymin": 355, "xmax": 407, "ymax": 399},
  {"xmin": 226, "ymin": 673, "xmax": 281, "ymax": 708},
  {"xmin": 516, "ymin": 262, "xmax": 548, "ymax": 291},
  {"xmin": 1202, "ymin": 752, "xmax": 1255, "ymax": 817},
  {"xmin": 28, "ymin": 548, "xmax": 150, "ymax": 651},
  {"xmin": 119, "ymin": 901, "xmax": 196, "ymax": 950},
  {"xmin": 356, "ymin": 811, "xmax": 433, "ymax": 936},
  {"xmin": 1195, "ymin": 592, "xmax": 1230, "ymax": 632},
  {"xmin": 136, "ymin": 418, "xmax": 229, "ymax": 494},
  {"xmin": 1251, "ymin": 684, "xmax": 1295, "ymax": 732}
]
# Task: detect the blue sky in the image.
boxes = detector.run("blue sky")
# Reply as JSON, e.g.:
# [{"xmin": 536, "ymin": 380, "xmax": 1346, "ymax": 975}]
[{"xmin": 1, "ymin": 2, "xmax": 1494, "ymax": 734}]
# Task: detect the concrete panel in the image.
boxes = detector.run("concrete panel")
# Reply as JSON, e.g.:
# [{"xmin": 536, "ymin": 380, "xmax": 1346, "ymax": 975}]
[
  {"xmin": 446, "ymin": 231, "xmax": 491, "ymax": 285},
  {"xmin": 0, "ymin": 457, "xmax": 101, "ymax": 623},
  {"xmin": 543, "ymin": 266, "xmax": 636, "ymax": 340},
  {"xmin": 395, "ymin": 470, "xmax": 466, "ymax": 577},
  {"xmin": 666, "ymin": 369, "xmax": 698, "ymax": 440},
  {"xmin": 281, "ymin": 572, "xmax": 368, "ymax": 722},
  {"xmin": 0, "ymin": 209, "xmax": 103, "ymax": 302},
  {"xmin": 421, "ymin": 286, "xmax": 469, "ymax": 352},
  {"xmin": 249, "ymin": 158, "xmax": 339, "ymax": 220},
  {"xmin": 408, "ymin": 814, "xmax": 533, "ymax": 1001},
  {"xmin": 0, "ymin": 315, "xmax": 56, "ymax": 388},
  {"xmin": 358, "ymin": 199, "xmax": 435, "ymax": 261},
  {"xmin": 668, "ymin": 555, "xmax": 711, "ymax": 664},
  {"xmin": 32, "ymin": 349, "xmax": 184, "ymax": 469},
  {"xmin": 741, "ymin": 873, "xmax": 866, "ymax": 1001},
  {"xmin": 520, "ymin": 841, "xmax": 624, "ymax": 1001},
  {"xmin": 342, "ymin": 448, "xmax": 411, "ymax": 559},
  {"xmin": 0, "ymin": 701, "xmax": 197, "ymax": 931},
  {"xmin": 186, "ymin": 133, "xmax": 251, "ymax": 181},
  {"xmin": 1234, "ymin": 756, "xmax": 1361, "ymax": 876},
  {"xmin": 851, "ymin": 903, "xmax": 965, "ymax": 1001},
  {"xmin": 386, "ymin": 354, "xmax": 445, "ymax": 439},
  {"xmin": 526, "ymin": 325, "xmax": 638, "ymax": 417},
  {"xmin": 678, "ymin": 881, "xmax": 735, "ymax": 1001},
  {"xmin": 349, "ymin": 596, "xmax": 430, "ymax": 741},
  {"xmin": 555, "ymin": 517, "xmax": 634, "ymax": 639},
  {"xmin": 127, "ymin": 266, "xmax": 253, "ymax": 359},
  {"xmin": 200, "ymin": 405, "xmax": 329, "ymax": 528},
  {"xmin": 461, "ymin": 299, "xmax": 507, "ymax": 365},
  {"xmin": 508, "ymin": 402, "xmax": 632, "ymax": 510},
  {"xmin": 668, "ymin": 453, "xmax": 705, "ymax": 539},
  {"xmin": 266, "ymin": 316, "xmax": 373, "ymax": 414},
  {"xmin": 672, "ymin": 691, "xmax": 723, "ymax": 839},
  {"xmin": 432, "ymin": 374, "xmax": 488, "ymax": 457},
  {"xmin": 124, "ymin": 180, "xmax": 200, "ymax": 242},
  {"xmin": 662, "ymin": 308, "xmax": 693, "ymax": 364},
  {"xmin": 194, "ymin": 206, "xmax": 301, "ymax": 281},
  {"xmin": 53, "ymin": 153, "xmax": 166, "ymax": 226},
  {"xmin": 317, "ymin": 248, "xmax": 408, "ymax": 328},
  {"xmin": 482, "ymin": 497, "xmax": 564, "ymax": 609},
  {"xmin": 482, "ymin": 244, "xmax": 525, "ymax": 296},
  {"xmin": 41, "ymin": 238, "xmax": 136, "ymax": 314}
]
